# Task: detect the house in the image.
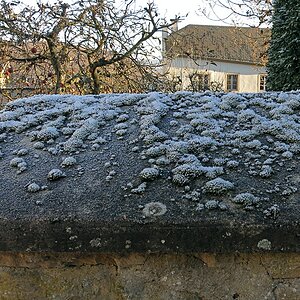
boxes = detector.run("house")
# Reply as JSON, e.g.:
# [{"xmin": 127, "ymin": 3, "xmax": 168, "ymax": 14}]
[{"xmin": 163, "ymin": 24, "xmax": 271, "ymax": 93}]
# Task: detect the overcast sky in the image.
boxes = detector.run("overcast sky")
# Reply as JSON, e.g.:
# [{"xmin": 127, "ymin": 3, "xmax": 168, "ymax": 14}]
[
  {"xmin": 22, "ymin": 0, "xmax": 226, "ymax": 28},
  {"xmin": 134, "ymin": 0, "xmax": 258, "ymax": 28},
  {"xmin": 22, "ymin": 0, "xmax": 241, "ymax": 28},
  {"xmin": 135, "ymin": 0, "xmax": 220, "ymax": 28}
]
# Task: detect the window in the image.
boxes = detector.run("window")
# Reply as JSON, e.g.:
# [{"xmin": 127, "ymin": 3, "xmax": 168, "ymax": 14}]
[
  {"xmin": 203, "ymin": 74, "xmax": 210, "ymax": 90},
  {"xmin": 226, "ymin": 74, "xmax": 238, "ymax": 91},
  {"xmin": 188, "ymin": 73, "xmax": 210, "ymax": 92},
  {"xmin": 259, "ymin": 74, "xmax": 267, "ymax": 91}
]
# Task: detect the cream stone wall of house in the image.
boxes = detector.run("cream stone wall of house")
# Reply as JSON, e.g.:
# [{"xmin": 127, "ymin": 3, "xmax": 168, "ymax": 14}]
[
  {"xmin": 0, "ymin": 78, "xmax": 5, "ymax": 89},
  {"xmin": 166, "ymin": 57, "xmax": 267, "ymax": 93}
]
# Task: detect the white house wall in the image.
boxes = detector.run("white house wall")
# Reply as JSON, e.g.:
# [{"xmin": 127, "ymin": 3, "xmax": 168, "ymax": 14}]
[{"xmin": 166, "ymin": 57, "xmax": 267, "ymax": 92}]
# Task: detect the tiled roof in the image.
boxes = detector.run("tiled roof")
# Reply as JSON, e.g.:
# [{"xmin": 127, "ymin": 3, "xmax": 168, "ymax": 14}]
[{"xmin": 165, "ymin": 25, "xmax": 271, "ymax": 65}]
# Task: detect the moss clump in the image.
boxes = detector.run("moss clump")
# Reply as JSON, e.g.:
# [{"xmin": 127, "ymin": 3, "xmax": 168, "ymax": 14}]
[
  {"xmin": 140, "ymin": 168, "xmax": 160, "ymax": 181},
  {"xmin": 10, "ymin": 157, "xmax": 27, "ymax": 173},
  {"xmin": 131, "ymin": 182, "xmax": 147, "ymax": 194},
  {"xmin": 203, "ymin": 178, "xmax": 234, "ymax": 194},
  {"xmin": 61, "ymin": 157, "xmax": 77, "ymax": 168},
  {"xmin": 27, "ymin": 183, "xmax": 41, "ymax": 193},
  {"xmin": 232, "ymin": 193, "xmax": 259, "ymax": 206},
  {"xmin": 172, "ymin": 174, "xmax": 189, "ymax": 186},
  {"xmin": 47, "ymin": 169, "xmax": 66, "ymax": 181}
]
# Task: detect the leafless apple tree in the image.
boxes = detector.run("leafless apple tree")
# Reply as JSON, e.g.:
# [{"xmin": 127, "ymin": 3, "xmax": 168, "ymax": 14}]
[
  {"xmin": 200, "ymin": 0, "xmax": 273, "ymax": 26},
  {"xmin": 0, "ymin": 0, "xmax": 181, "ymax": 98}
]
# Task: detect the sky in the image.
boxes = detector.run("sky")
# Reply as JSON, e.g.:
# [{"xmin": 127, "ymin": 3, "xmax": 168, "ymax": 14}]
[
  {"xmin": 20, "ymin": 0, "xmax": 253, "ymax": 29},
  {"xmin": 135, "ymin": 0, "xmax": 208, "ymax": 27},
  {"xmin": 21, "ymin": 0, "xmax": 230, "ymax": 28},
  {"xmin": 134, "ymin": 0, "xmax": 223, "ymax": 28},
  {"xmin": 133, "ymin": 0, "xmax": 242, "ymax": 29},
  {"xmin": 134, "ymin": 0, "xmax": 263, "ymax": 28}
]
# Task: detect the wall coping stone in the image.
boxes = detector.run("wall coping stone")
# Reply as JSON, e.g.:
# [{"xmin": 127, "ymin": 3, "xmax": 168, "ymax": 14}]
[{"xmin": 0, "ymin": 91, "xmax": 299, "ymax": 253}]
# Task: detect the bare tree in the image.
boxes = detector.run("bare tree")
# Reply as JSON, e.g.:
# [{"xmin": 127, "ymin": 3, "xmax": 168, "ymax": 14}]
[
  {"xmin": 201, "ymin": 0, "xmax": 273, "ymax": 27},
  {"xmin": 66, "ymin": 0, "xmax": 179, "ymax": 94},
  {"xmin": 0, "ymin": 0, "xmax": 75, "ymax": 93},
  {"xmin": 0, "ymin": 0, "xmax": 181, "ymax": 97}
]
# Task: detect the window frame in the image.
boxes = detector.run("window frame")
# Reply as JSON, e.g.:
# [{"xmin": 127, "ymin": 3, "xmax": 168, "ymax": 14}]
[
  {"xmin": 226, "ymin": 74, "xmax": 239, "ymax": 92},
  {"xmin": 259, "ymin": 74, "xmax": 267, "ymax": 92}
]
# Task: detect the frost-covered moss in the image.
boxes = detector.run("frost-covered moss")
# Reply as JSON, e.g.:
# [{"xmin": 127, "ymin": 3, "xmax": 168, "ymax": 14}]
[
  {"xmin": 143, "ymin": 130, "xmax": 168, "ymax": 144},
  {"xmin": 245, "ymin": 140, "xmax": 262, "ymax": 149},
  {"xmin": 213, "ymin": 158, "xmax": 226, "ymax": 166},
  {"xmin": 17, "ymin": 148, "xmax": 29, "ymax": 156},
  {"xmin": 203, "ymin": 178, "xmax": 234, "ymax": 194},
  {"xmin": 48, "ymin": 147, "xmax": 58, "ymax": 155},
  {"xmin": 205, "ymin": 200, "xmax": 219, "ymax": 209},
  {"xmin": 172, "ymin": 174, "xmax": 189, "ymax": 186},
  {"xmin": 182, "ymin": 190, "xmax": 201, "ymax": 201},
  {"xmin": 63, "ymin": 138, "xmax": 84, "ymax": 152},
  {"xmin": 145, "ymin": 145, "xmax": 167, "ymax": 157},
  {"xmin": 259, "ymin": 165, "xmax": 273, "ymax": 178},
  {"xmin": 169, "ymin": 120, "xmax": 178, "ymax": 127},
  {"xmin": 226, "ymin": 160, "xmax": 239, "ymax": 168},
  {"xmin": 10, "ymin": 157, "xmax": 27, "ymax": 173},
  {"xmin": 172, "ymin": 163, "xmax": 203, "ymax": 178},
  {"xmin": 10, "ymin": 157, "xmax": 24, "ymax": 167},
  {"xmin": 131, "ymin": 146, "xmax": 139, "ymax": 152},
  {"xmin": 62, "ymin": 127, "xmax": 75, "ymax": 136},
  {"xmin": 104, "ymin": 162, "xmax": 111, "ymax": 168},
  {"xmin": 1, "ymin": 91, "xmax": 300, "ymax": 210},
  {"xmin": 115, "ymin": 129, "xmax": 127, "ymax": 136},
  {"xmin": 91, "ymin": 143, "xmax": 100, "ymax": 151},
  {"xmin": 27, "ymin": 182, "xmax": 41, "ymax": 193},
  {"xmin": 263, "ymin": 204, "xmax": 280, "ymax": 219},
  {"xmin": 232, "ymin": 193, "xmax": 259, "ymax": 206},
  {"xmin": 61, "ymin": 156, "xmax": 77, "ymax": 167},
  {"xmin": 94, "ymin": 137, "xmax": 107, "ymax": 144},
  {"xmin": 0, "ymin": 133, "xmax": 7, "ymax": 142},
  {"xmin": 33, "ymin": 142, "xmax": 45, "ymax": 149},
  {"xmin": 263, "ymin": 158, "xmax": 274, "ymax": 165},
  {"xmin": 114, "ymin": 123, "xmax": 128, "ymax": 130},
  {"xmin": 274, "ymin": 142, "xmax": 290, "ymax": 153},
  {"xmin": 47, "ymin": 169, "xmax": 66, "ymax": 181},
  {"xmin": 202, "ymin": 166, "xmax": 224, "ymax": 179},
  {"xmin": 195, "ymin": 203, "xmax": 205, "ymax": 211},
  {"xmin": 140, "ymin": 167, "xmax": 160, "ymax": 181},
  {"xmin": 109, "ymin": 170, "xmax": 116, "ymax": 176},
  {"xmin": 116, "ymin": 114, "xmax": 129, "ymax": 122},
  {"xmin": 219, "ymin": 93, "xmax": 245, "ymax": 110},
  {"xmin": 36, "ymin": 127, "xmax": 60, "ymax": 141},
  {"xmin": 237, "ymin": 109, "xmax": 259, "ymax": 123},
  {"xmin": 188, "ymin": 136, "xmax": 217, "ymax": 153},
  {"xmin": 131, "ymin": 182, "xmax": 147, "ymax": 194},
  {"xmin": 176, "ymin": 125, "xmax": 193, "ymax": 136},
  {"xmin": 257, "ymin": 239, "xmax": 271, "ymax": 250},
  {"xmin": 156, "ymin": 157, "xmax": 170, "ymax": 166},
  {"xmin": 282, "ymin": 151, "xmax": 293, "ymax": 159}
]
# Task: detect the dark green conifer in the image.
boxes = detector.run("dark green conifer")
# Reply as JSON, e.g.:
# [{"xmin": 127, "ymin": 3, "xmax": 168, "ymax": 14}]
[{"xmin": 267, "ymin": 0, "xmax": 300, "ymax": 91}]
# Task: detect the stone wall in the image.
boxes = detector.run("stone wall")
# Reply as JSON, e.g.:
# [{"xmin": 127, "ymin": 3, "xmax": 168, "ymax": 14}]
[
  {"xmin": 1, "ymin": 92, "xmax": 300, "ymax": 299},
  {"xmin": 0, "ymin": 252, "xmax": 299, "ymax": 299}
]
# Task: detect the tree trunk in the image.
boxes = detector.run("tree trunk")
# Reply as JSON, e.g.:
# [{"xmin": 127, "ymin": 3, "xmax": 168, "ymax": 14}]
[{"xmin": 47, "ymin": 40, "xmax": 66, "ymax": 94}]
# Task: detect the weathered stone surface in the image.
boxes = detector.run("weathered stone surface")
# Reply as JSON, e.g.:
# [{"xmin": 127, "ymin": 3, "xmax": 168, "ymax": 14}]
[
  {"xmin": 0, "ymin": 252, "xmax": 298, "ymax": 299},
  {"xmin": 0, "ymin": 92, "xmax": 300, "ymax": 252},
  {"xmin": 273, "ymin": 280, "xmax": 300, "ymax": 300},
  {"xmin": 0, "ymin": 264, "xmax": 120, "ymax": 300},
  {"xmin": 260, "ymin": 253, "xmax": 300, "ymax": 279}
]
